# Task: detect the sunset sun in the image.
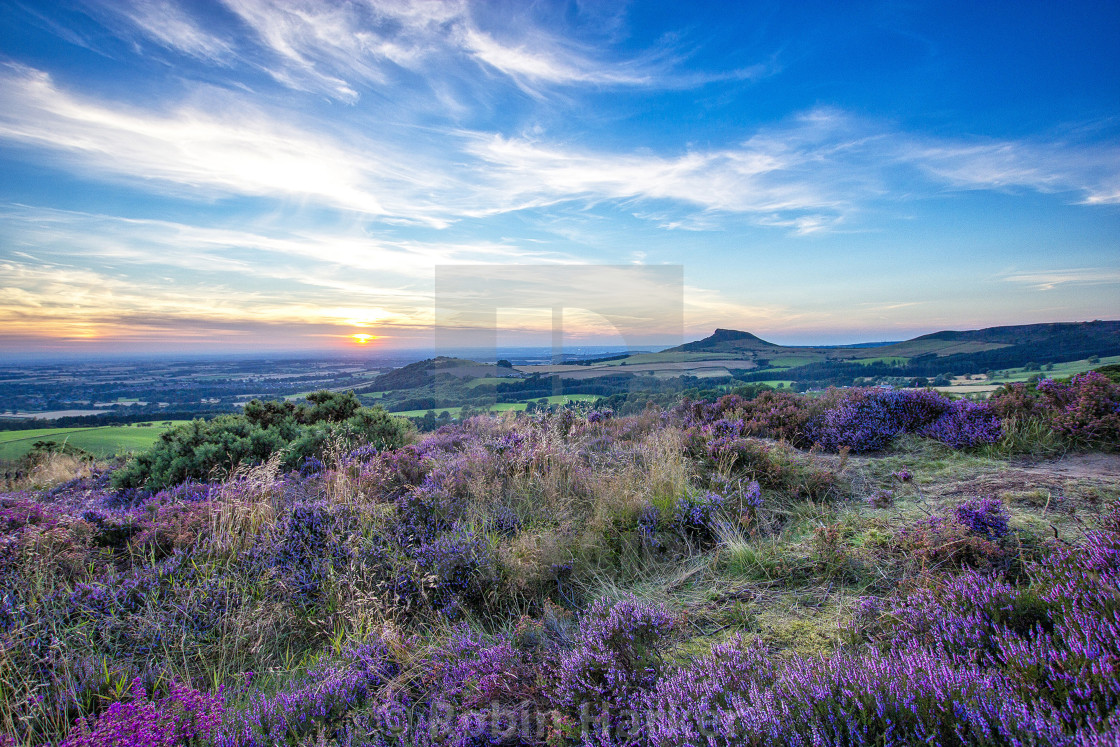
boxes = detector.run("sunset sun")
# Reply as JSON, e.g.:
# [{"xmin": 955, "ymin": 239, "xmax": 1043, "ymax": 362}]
[{"xmin": 350, "ymin": 333, "xmax": 376, "ymax": 345}]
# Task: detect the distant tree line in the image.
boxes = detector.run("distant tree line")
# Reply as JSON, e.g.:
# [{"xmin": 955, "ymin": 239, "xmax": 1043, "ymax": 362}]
[{"xmin": 0, "ymin": 409, "xmax": 228, "ymax": 432}]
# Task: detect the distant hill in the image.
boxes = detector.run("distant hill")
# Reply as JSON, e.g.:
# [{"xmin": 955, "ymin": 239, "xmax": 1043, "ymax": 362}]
[
  {"xmin": 371, "ymin": 321, "xmax": 1120, "ymax": 397},
  {"xmin": 911, "ymin": 321, "xmax": 1120, "ymax": 345},
  {"xmin": 668, "ymin": 328, "xmax": 783, "ymax": 354},
  {"xmin": 670, "ymin": 321, "xmax": 1120, "ymax": 362},
  {"xmin": 865, "ymin": 320, "xmax": 1120, "ymax": 362},
  {"xmin": 373, "ymin": 357, "xmax": 523, "ymax": 391}
]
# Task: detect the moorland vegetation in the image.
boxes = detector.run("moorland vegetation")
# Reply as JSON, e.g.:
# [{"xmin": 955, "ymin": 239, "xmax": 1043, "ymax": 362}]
[{"xmin": 1, "ymin": 373, "xmax": 1118, "ymax": 745}]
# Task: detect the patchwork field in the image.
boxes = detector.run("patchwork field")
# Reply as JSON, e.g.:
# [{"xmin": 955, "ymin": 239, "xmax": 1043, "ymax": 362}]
[{"xmin": 933, "ymin": 354, "xmax": 1120, "ymax": 397}]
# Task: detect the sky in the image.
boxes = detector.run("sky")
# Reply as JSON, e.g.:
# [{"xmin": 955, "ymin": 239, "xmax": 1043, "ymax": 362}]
[{"xmin": 0, "ymin": 0, "xmax": 1118, "ymax": 357}]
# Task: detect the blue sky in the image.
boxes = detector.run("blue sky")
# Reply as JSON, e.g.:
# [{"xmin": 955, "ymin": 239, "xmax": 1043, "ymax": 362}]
[{"xmin": 0, "ymin": 0, "xmax": 1118, "ymax": 355}]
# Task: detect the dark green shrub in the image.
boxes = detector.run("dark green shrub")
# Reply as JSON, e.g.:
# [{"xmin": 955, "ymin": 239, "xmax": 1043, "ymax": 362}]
[{"xmin": 111, "ymin": 392, "xmax": 410, "ymax": 491}]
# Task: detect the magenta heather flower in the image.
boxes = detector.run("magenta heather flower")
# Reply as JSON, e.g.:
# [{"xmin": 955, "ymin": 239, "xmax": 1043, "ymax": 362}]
[
  {"xmin": 917, "ymin": 399, "xmax": 1002, "ymax": 449},
  {"xmin": 60, "ymin": 679, "xmax": 223, "ymax": 747}
]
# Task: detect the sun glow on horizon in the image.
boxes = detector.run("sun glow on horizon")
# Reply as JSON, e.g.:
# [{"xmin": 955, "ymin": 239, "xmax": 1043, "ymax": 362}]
[{"xmin": 350, "ymin": 333, "xmax": 377, "ymax": 345}]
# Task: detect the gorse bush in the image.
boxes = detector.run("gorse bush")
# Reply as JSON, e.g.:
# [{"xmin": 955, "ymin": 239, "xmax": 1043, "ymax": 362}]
[{"xmin": 111, "ymin": 391, "xmax": 411, "ymax": 490}]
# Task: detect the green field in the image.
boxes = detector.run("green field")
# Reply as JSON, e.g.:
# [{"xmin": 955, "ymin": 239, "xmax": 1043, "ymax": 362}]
[
  {"xmin": 599, "ymin": 351, "xmax": 744, "ymax": 366},
  {"xmin": 464, "ymin": 377, "xmax": 514, "ymax": 387},
  {"xmin": 390, "ymin": 393, "xmax": 602, "ymax": 418},
  {"xmin": 0, "ymin": 421, "xmax": 189, "ymax": 461},
  {"xmin": 990, "ymin": 355, "xmax": 1120, "ymax": 383},
  {"xmin": 389, "ymin": 402, "xmax": 528, "ymax": 418}
]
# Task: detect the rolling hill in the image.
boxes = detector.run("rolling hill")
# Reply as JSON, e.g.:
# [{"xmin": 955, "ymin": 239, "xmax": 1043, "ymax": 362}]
[
  {"xmin": 669, "ymin": 320, "xmax": 1120, "ymax": 361},
  {"xmin": 668, "ymin": 328, "xmax": 782, "ymax": 354}
]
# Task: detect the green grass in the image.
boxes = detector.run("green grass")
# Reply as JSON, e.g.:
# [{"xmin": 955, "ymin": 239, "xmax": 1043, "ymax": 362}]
[
  {"xmin": 389, "ymin": 403, "xmax": 528, "ymax": 417},
  {"xmin": 0, "ymin": 421, "xmax": 191, "ymax": 461},
  {"xmin": 598, "ymin": 352, "xmax": 745, "ymax": 366},
  {"xmin": 389, "ymin": 393, "xmax": 601, "ymax": 418},
  {"xmin": 465, "ymin": 377, "xmax": 515, "ymax": 387},
  {"xmin": 989, "ymin": 355, "xmax": 1120, "ymax": 384}
]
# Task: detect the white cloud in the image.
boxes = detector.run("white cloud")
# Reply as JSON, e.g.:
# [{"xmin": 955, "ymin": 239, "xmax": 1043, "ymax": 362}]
[
  {"xmin": 1001, "ymin": 268, "xmax": 1120, "ymax": 291},
  {"xmin": 0, "ymin": 64, "xmax": 461, "ymax": 224},
  {"xmin": 0, "ymin": 204, "xmax": 562, "ymax": 281},
  {"xmin": 0, "ymin": 61, "xmax": 1115, "ymax": 237},
  {"xmin": 904, "ymin": 137, "xmax": 1120, "ymax": 206},
  {"xmin": 462, "ymin": 110, "xmax": 1120, "ymax": 230},
  {"xmin": 110, "ymin": 0, "xmax": 234, "ymax": 62},
  {"xmin": 107, "ymin": 0, "xmax": 714, "ymax": 101},
  {"xmin": 458, "ymin": 26, "xmax": 654, "ymax": 88},
  {"xmin": 457, "ymin": 115, "xmax": 865, "ymax": 225}
]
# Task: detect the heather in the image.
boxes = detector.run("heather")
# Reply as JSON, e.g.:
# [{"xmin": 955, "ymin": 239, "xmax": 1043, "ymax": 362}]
[
  {"xmin": 676, "ymin": 385, "xmax": 1003, "ymax": 454},
  {"xmin": 1, "ymin": 391, "xmax": 1118, "ymax": 746},
  {"xmin": 990, "ymin": 371, "xmax": 1120, "ymax": 451}
]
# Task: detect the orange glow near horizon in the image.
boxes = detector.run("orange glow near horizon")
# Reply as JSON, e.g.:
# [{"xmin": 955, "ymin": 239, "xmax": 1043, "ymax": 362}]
[{"xmin": 350, "ymin": 333, "xmax": 377, "ymax": 345}]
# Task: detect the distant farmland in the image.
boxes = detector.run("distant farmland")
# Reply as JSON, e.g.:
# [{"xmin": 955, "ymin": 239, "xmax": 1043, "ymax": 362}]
[{"xmin": 0, "ymin": 422, "xmax": 186, "ymax": 462}]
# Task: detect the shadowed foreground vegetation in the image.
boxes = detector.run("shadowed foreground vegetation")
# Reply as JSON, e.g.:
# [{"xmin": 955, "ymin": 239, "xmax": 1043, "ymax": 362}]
[{"xmin": 1, "ymin": 377, "xmax": 1118, "ymax": 745}]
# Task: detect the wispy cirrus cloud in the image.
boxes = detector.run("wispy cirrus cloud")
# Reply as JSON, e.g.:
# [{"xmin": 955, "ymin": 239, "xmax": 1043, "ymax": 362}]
[
  {"xmin": 1001, "ymin": 268, "xmax": 1120, "ymax": 291},
  {"xmin": 908, "ymin": 137, "xmax": 1120, "ymax": 206},
  {"xmin": 212, "ymin": 0, "xmax": 453, "ymax": 100},
  {"xmin": 0, "ymin": 65, "xmax": 852, "ymax": 230},
  {"xmin": 0, "ymin": 63, "xmax": 459, "ymax": 224},
  {"xmin": 463, "ymin": 109, "xmax": 1120, "ymax": 229},
  {"xmin": 108, "ymin": 0, "xmax": 235, "ymax": 63},
  {"xmin": 0, "ymin": 203, "xmax": 563, "ymax": 284},
  {"xmin": 103, "ymin": 0, "xmax": 706, "ymax": 101},
  {"xmin": 0, "ymin": 247, "xmax": 439, "ymax": 347},
  {"xmin": 0, "ymin": 60, "xmax": 1116, "ymax": 238},
  {"xmin": 0, "ymin": 206, "xmax": 679, "ymax": 348}
]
